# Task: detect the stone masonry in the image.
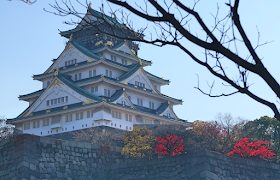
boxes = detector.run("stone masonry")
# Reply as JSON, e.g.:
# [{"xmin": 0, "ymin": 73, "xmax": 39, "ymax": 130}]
[{"xmin": 0, "ymin": 134, "xmax": 280, "ymax": 180}]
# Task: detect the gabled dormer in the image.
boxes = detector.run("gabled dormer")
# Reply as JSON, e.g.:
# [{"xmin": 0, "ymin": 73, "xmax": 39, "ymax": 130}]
[
  {"xmin": 44, "ymin": 39, "xmax": 100, "ymax": 75},
  {"xmin": 156, "ymin": 101, "xmax": 178, "ymax": 119},
  {"xmin": 117, "ymin": 63, "xmax": 160, "ymax": 94},
  {"xmin": 18, "ymin": 73, "xmax": 102, "ymax": 119}
]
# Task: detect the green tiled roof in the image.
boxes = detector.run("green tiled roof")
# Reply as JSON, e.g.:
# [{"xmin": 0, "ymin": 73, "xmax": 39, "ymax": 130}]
[
  {"xmin": 89, "ymin": 9, "xmax": 125, "ymax": 28},
  {"xmin": 57, "ymin": 74, "xmax": 102, "ymax": 102},
  {"xmin": 145, "ymin": 71, "xmax": 169, "ymax": 82},
  {"xmin": 156, "ymin": 102, "xmax": 170, "ymax": 114},
  {"xmin": 60, "ymin": 24, "xmax": 97, "ymax": 35},
  {"xmin": 70, "ymin": 40, "xmax": 100, "ymax": 59},
  {"xmin": 117, "ymin": 64, "xmax": 141, "ymax": 81},
  {"xmin": 109, "ymin": 89, "xmax": 124, "ymax": 102},
  {"xmin": 10, "ymin": 101, "xmax": 100, "ymax": 122},
  {"xmin": 19, "ymin": 89, "xmax": 44, "ymax": 98}
]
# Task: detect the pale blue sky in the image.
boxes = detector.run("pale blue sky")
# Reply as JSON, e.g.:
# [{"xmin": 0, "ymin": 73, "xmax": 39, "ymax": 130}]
[{"xmin": 1, "ymin": 0, "xmax": 280, "ymax": 122}]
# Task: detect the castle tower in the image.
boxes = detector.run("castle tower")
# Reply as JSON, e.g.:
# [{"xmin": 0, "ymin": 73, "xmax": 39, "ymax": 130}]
[{"xmin": 8, "ymin": 8, "xmax": 188, "ymax": 136}]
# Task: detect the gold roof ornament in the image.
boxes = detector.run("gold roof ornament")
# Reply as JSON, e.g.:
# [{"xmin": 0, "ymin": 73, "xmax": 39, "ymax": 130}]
[
  {"xmin": 54, "ymin": 66, "xmax": 60, "ymax": 76},
  {"xmin": 123, "ymin": 88, "xmax": 125, "ymax": 91},
  {"xmin": 88, "ymin": 2, "xmax": 92, "ymax": 9},
  {"xmin": 138, "ymin": 58, "xmax": 142, "ymax": 65},
  {"xmin": 69, "ymin": 34, "xmax": 73, "ymax": 41}
]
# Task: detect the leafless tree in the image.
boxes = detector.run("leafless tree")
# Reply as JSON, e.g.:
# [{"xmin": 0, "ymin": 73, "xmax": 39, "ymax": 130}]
[
  {"xmin": 44, "ymin": 0, "xmax": 280, "ymax": 120},
  {"xmin": 0, "ymin": 116, "xmax": 16, "ymax": 141},
  {"xmin": 72, "ymin": 126, "xmax": 125, "ymax": 146},
  {"xmin": 7, "ymin": 0, "xmax": 37, "ymax": 5}
]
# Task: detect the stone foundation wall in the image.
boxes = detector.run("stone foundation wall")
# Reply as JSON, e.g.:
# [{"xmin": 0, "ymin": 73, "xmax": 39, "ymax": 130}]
[{"xmin": 0, "ymin": 134, "xmax": 280, "ymax": 180}]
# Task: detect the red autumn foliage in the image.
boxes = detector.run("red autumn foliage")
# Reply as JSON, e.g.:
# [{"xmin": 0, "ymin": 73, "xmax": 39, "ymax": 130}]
[
  {"xmin": 227, "ymin": 138, "xmax": 276, "ymax": 159},
  {"xmin": 154, "ymin": 134, "xmax": 184, "ymax": 156}
]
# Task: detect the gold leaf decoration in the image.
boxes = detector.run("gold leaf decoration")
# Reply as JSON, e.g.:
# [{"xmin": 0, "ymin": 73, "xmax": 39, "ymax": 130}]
[
  {"xmin": 51, "ymin": 79, "xmax": 64, "ymax": 90},
  {"xmin": 48, "ymin": 68, "xmax": 54, "ymax": 73},
  {"xmin": 152, "ymin": 89, "xmax": 158, "ymax": 94},
  {"xmin": 63, "ymin": 106, "xmax": 68, "ymax": 109},
  {"xmin": 87, "ymin": 58, "xmax": 95, "ymax": 63},
  {"xmin": 23, "ymin": 111, "xmax": 32, "ymax": 117},
  {"xmin": 82, "ymin": 98, "xmax": 95, "ymax": 105},
  {"xmin": 121, "ymin": 80, "xmax": 128, "ymax": 85},
  {"xmin": 54, "ymin": 66, "xmax": 59, "ymax": 76},
  {"xmin": 104, "ymin": 41, "xmax": 114, "ymax": 47},
  {"xmin": 46, "ymin": 109, "xmax": 50, "ymax": 113},
  {"xmin": 95, "ymin": 40, "xmax": 103, "ymax": 46}
]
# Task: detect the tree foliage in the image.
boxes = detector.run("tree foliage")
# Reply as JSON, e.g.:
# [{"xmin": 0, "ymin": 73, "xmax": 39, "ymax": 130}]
[
  {"xmin": 154, "ymin": 134, "xmax": 184, "ymax": 156},
  {"xmin": 241, "ymin": 116, "xmax": 280, "ymax": 163},
  {"xmin": 227, "ymin": 138, "xmax": 276, "ymax": 159},
  {"xmin": 121, "ymin": 125, "xmax": 155, "ymax": 158}
]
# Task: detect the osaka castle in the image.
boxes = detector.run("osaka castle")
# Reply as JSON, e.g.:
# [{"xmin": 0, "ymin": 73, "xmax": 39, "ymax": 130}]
[{"xmin": 8, "ymin": 6, "xmax": 188, "ymax": 136}]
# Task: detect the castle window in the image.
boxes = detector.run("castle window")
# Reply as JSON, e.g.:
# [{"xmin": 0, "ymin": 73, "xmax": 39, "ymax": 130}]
[
  {"xmin": 87, "ymin": 111, "xmax": 90, "ymax": 118},
  {"xmin": 122, "ymin": 59, "xmax": 127, "ymax": 65},
  {"xmin": 167, "ymin": 113, "xmax": 171, "ymax": 117},
  {"xmin": 33, "ymin": 121, "xmax": 40, "ymax": 128},
  {"xmin": 104, "ymin": 89, "xmax": 110, "ymax": 97},
  {"xmin": 65, "ymin": 59, "xmax": 76, "ymax": 66},
  {"xmin": 80, "ymin": 112, "xmax": 83, "ymax": 119},
  {"xmin": 125, "ymin": 114, "xmax": 128, "ymax": 121},
  {"xmin": 122, "ymin": 101, "xmax": 126, "ymax": 105},
  {"xmin": 112, "ymin": 111, "xmax": 122, "ymax": 119},
  {"xmin": 91, "ymin": 86, "xmax": 98, "ymax": 93},
  {"xmin": 137, "ymin": 98, "xmax": 143, "ymax": 106},
  {"xmin": 129, "ymin": 115, "xmax": 132, "ymax": 122},
  {"xmin": 149, "ymin": 102, "xmax": 154, "ymax": 109},
  {"xmin": 66, "ymin": 114, "xmax": 72, "ymax": 122},
  {"xmin": 47, "ymin": 96, "xmax": 68, "ymax": 106},
  {"xmin": 43, "ymin": 119, "xmax": 49, "ymax": 126},
  {"xmin": 76, "ymin": 113, "xmax": 80, "ymax": 120},
  {"xmin": 24, "ymin": 123, "xmax": 30, "ymax": 130},
  {"xmin": 106, "ymin": 70, "xmax": 112, "ymax": 78},
  {"xmin": 79, "ymin": 73, "xmax": 82, "ymax": 80},
  {"xmin": 111, "ymin": 55, "xmax": 116, "ymax": 61}
]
